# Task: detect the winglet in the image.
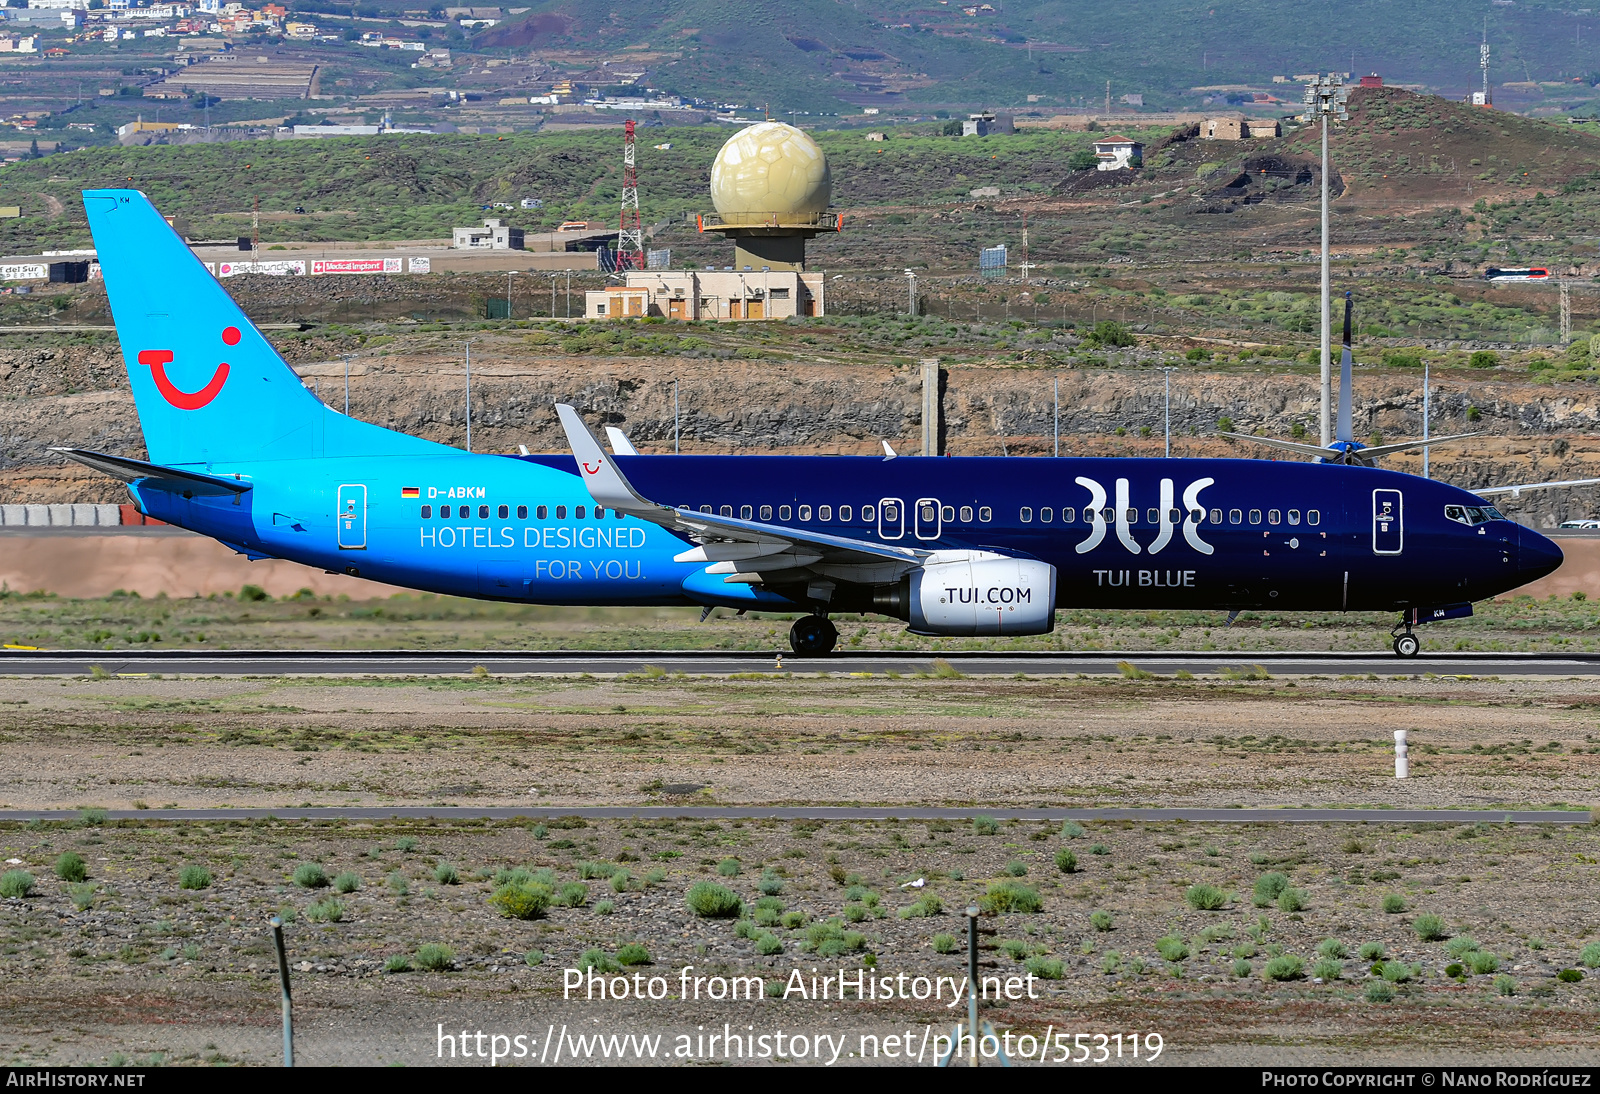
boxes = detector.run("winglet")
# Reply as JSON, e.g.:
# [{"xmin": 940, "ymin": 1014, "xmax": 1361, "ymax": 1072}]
[
  {"xmin": 882, "ymin": 440, "xmax": 897, "ymax": 460},
  {"xmin": 605, "ymin": 426, "xmax": 640, "ymax": 456},
  {"xmin": 554, "ymin": 404, "xmax": 656, "ymax": 514}
]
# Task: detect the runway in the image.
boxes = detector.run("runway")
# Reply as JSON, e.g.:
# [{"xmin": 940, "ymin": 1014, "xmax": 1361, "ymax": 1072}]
[
  {"xmin": 3, "ymin": 648, "xmax": 1600, "ymax": 677},
  {"xmin": 0, "ymin": 807, "xmax": 1587, "ymax": 824}
]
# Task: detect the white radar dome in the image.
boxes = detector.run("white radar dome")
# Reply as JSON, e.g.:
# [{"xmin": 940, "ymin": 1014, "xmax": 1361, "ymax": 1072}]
[{"xmin": 709, "ymin": 121, "xmax": 831, "ymax": 218}]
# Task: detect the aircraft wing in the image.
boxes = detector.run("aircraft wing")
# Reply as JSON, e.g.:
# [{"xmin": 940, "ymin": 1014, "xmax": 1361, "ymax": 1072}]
[
  {"xmin": 1474, "ymin": 477, "xmax": 1600, "ymax": 499},
  {"xmin": 1354, "ymin": 432, "xmax": 1480, "ymax": 460},
  {"xmin": 52, "ymin": 447, "xmax": 252, "ymax": 496},
  {"xmin": 554, "ymin": 404, "xmax": 929, "ymax": 588},
  {"xmin": 1217, "ymin": 432, "xmax": 1335, "ymax": 460}
]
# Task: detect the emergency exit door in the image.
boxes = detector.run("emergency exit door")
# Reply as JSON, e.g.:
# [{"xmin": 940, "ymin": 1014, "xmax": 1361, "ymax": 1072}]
[
  {"xmin": 1372, "ymin": 489, "xmax": 1403, "ymax": 555},
  {"xmin": 337, "ymin": 484, "xmax": 367, "ymax": 549}
]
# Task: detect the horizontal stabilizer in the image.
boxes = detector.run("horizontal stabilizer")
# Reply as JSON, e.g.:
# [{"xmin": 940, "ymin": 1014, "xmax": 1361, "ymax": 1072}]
[
  {"xmin": 51, "ymin": 447, "xmax": 252, "ymax": 496},
  {"xmin": 1475, "ymin": 477, "xmax": 1600, "ymax": 499},
  {"xmin": 1218, "ymin": 433, "xmax": 1336, "ymax": 460},
  {"xmin": 1355, "ymin": 432, "xmax": 1479, "ymax": 460}
]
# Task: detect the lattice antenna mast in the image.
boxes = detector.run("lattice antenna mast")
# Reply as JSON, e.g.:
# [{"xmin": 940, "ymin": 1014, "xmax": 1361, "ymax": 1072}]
[
  {"xmin": 1480, "ymin": 26, "xmax": 1491, "ymax": 107},
  {"xmin": 618, "ymin": 119, "xmax": 643, "ymax": 271}
]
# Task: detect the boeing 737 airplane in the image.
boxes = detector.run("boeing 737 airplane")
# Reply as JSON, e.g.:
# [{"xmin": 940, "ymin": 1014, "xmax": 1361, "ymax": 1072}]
[{"xmin": 56, "ymin": 190, "xmax": 1568, "ymax": 656}]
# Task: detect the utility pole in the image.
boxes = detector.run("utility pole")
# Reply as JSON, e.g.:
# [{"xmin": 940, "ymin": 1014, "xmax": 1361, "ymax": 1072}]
[
  {"xmin": 565, "ymin": 269, "xmax": 572, "ymax": 318},
  {"xmin": 342, "ymin": 354, "xmax": 350, "ymax": 416},
  {"xmin": 904, "ymin": 268, "xmax": 917, "ymax": 315},
  {"xmin": 252, "ymin": 194, "xmax": 259, "ymax": 266},
  {"xmin": 1422, "ymin": 359, "xmax": 1430, "ymax": 479},
  {"xmin": 1053, "ymin": 377, "xmax": 1059, "ymax": 457},
  {"xmin": 673, "ymin": 378, "xmax": 680, "ymax": 454},
  {"xmin": 1560, "ymin": 280, "xmax": 1572, "ymax": 343},
  {"xmin": 464, "ymin": 340, "xmax": 473, "ymax": 453},
  {"xmin": 505, "ymin": 269, "xmax": 516, "ymax": 321},
  {"xmin": 1018, "ymin": 212, "xmax": 1035, "ymax": 281},
  {"xmin": 1304, "ymin": 74, "xmax": 1349, "ymax": 449},
  {"xmin": 1163, "ymin": 367, "xmax": 1173, "ymax": 458}
]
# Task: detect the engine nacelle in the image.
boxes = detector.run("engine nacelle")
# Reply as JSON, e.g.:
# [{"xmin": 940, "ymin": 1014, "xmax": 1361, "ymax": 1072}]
[{"xmin": 908, "ymin": 552, "xmax": 1057, "ymax": 636}]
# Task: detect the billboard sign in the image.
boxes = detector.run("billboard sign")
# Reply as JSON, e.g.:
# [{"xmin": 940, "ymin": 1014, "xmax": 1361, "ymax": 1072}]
[
  {"xmin": 312, "ymin": 258, "xmax": 403, "ymax": 276},
  {"xmin": 407, "ymin": 256, "xmax": 431, "ymax": 274},
  {"xmin": 218, "ymin": 259, "xmax": 307, "ymax": 277},
  {"xmin": 0, "ymin": 263, "xmax": 48, "ymax": 281}
]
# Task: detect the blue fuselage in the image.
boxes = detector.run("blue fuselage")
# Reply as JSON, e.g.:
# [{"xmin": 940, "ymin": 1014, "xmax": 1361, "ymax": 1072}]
[{"xmin": 132, "ymin": 452, "xmax": 1562, "ymax": 617}]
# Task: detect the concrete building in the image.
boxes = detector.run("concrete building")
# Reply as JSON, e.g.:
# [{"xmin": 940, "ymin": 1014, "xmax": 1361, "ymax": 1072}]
[
  {"xmin": 452, "ymin": 218, "xmax": 523, "ymax": 251},
  {"xmin": 1204, "ymin": 116, "xmax": 1280, "ymax": 140},
  {"xmin": 1092, "ymin": 135, "xmax": 1143, "ymax": 170},
  {"xmin": 585, "ymin": 269, "xmax": 824, "ymax": 321},
  {"xmin": 962, "ymin": 111, "xmax": 1015, "ymax": 136}
]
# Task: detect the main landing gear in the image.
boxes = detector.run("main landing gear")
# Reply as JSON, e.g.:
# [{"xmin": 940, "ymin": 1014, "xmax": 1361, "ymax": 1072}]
[
  {"xmin": 789, "ymin": 614, "xmax": 838, "ymax": 656},
  {"xmin": 1390, "ymin": 618, "xmax": 1420, "ymax": 659}
]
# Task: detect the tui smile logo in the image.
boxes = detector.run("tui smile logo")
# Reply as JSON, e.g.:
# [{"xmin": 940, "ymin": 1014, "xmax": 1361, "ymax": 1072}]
[{"xmin": 138, "ymin": 325, "xmax": 240, "ymax": 410}]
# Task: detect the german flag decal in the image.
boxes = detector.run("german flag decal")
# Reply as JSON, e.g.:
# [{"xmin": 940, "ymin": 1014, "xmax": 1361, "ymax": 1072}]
[{"xmin": 401, "ymin": 487, "xmax": 420, "ymax": 498}]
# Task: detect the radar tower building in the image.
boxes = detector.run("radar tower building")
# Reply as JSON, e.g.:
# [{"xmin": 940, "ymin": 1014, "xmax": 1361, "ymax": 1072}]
[{"xmin": 698, "ymin": 121, "xmax": 841, "ymax": 272}]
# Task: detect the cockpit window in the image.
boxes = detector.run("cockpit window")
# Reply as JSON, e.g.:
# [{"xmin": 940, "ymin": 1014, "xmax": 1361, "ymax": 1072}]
[{"xmin": 1445, "ymin": 504, "xmax": 1501, "ymax": 526}]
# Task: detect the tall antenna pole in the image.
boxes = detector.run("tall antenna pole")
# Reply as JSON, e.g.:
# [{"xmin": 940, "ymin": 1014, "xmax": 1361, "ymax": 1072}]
[
  {"xmin": 1422, "ymin": 359, "xmax": 1430, "ymax": 480},
  {"xmin": 1304, "ymin": 74, "xmax": 1348, "ymax": 449},
  {"xmin": 252, "ymin": 194, "xmax": 259, "ymax": 264},
  {"xmin": 464, "ymin": 340, "xmax": 473, "ymax": 453},
  {"xmin": 618, "ymin": 118, "xmax": 643, "ymax": 271},
  {"xmin": 1481, "ymin": 18, "xmax": 1491, "ymax": 107}
]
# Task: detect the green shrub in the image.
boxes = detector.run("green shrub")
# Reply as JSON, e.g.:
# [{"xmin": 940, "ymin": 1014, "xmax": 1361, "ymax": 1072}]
[
  {"xmin": 1060, "ymin": 821, "xmax": 1084, "ymax": 839},
  {"xmin": 755, "ymin": 933, "xmax": 784, "ymax": 956},
  {"xmin": 1230, "ymin": 958, "xmax": 1252, "ymax": 977},
  {"xmin": 1252, "ymin": 872, "xmax": 1289, "ymax": 907},
  {"xmin": 1000, "ymin": 938, "xmax": 1037, "ymax": 961},
  {"xmin": 1052, "ymin": 848, "xmax": 1079, "ymax": 874},
  {"xmin": 843, "ymin": 902, "xmax": 870, "ymax": 923},
  {"xmin": 609, "ymin": 870, "xmax": 632, "ymax": 894},
  {"xmin": 1358, "ymin": 942, "xmax": 1385, "ymax": 960},
  {"xmin": 1102, "ymin": 950, "xmax": 1123, "ymax": 973},
  {"xmin": 1185, "ymin": 884, "xmax": 1228, "ymax": 911},
  {"xmin": 394, "ymin": 837, "xmax": 417, "ymax": 852},
  {"xmin": 686, "ymin": 882, "xmax": 743, "ymax": 918},
  {"xmin": 1312, "ymin": 958, "xmax": 1343, "ymax": 981},
  {"xmin": 755, "ymin": 906, "xmax": 781, "ymax": 927},
  {"xmin": 1582, "ymin": 942, "xmax": 1600, "ymax": 968},
  {"xmin": 1558, "ymin": 967, "xmax": 1584, "ymax": 983},
  {"xmin": 1263, "ymin": 955, "xmax": 1304, "ymax": 981},
  {"xmin": 1024, "ymin": 956, "xmax": 1065, "ymax": 980},
  {"xmin": 972, "ymin": 815, "xmax": 1000, "ymax": 836},
  {"xmin": 716, "ymin": 858, "xmax": 742, "ymax": 877},
  {"xmin": 897, "ymin": 894, "xmax": 943, "ymax": 919},
  {"xmin": 932, "ymin": 932, "xmax": 959, "ymax": 954},
  {"xmin": 1494, "ymin": 974, "xmax": 1517, "ymax": 996},
  {"xmin": 578, "ymin": 947, "xmax": 619, "ymax": 974},
  {"xmin": 332, "ymin": 871, "xmax": 361, "ymax": 894},
  {"xmin": 434, "ymin": 862, "xmax": 460, "ymax": 885},
  {"xmin": 781, "ymin": 910, "xmax": 807, "ymax": 929},
  {"xmin": 1445, "ymin": 936, "xmax": 1480, "ymax": 959},
  {"xmin": 292, "ymin": 863, "xmax": 328, "ymax": 889},
  {"xmin": 387, "ymin": 871, "xmax": 409, "ymax": 895},
  {"xmin": 306, "ymin": 898, "xmax": 345, "ymax": 923},
  {"xmin": 524, "ymin": 950, "xmax": 545, "ymax": 967},
  {"xmin": 530, "ymin": 825, "xmax": 548, "ymax": 840},
  {"xmin": 577, "ymin": 860, "xmax": 617, "ymax": 880},
  {"xmin": 384, "ymin": 954, "xmax": 412, "ymax": 973},
  {"xmin": 1468, "ymin": 950, "xmax": 1500, "ymax": 975},
  {"xmin": 589, "ymin": 899, "xmax": 610, "ymax": 915},
  {"xmin": 1155, "ymin": 935, "xmax": 1189, "ymax": 962},
  {"xmin": 734, "ymin": 919, "xmax": 757, "ymax": 940},
  {"xmin": 753, "ymin": 894, "xmax": 783, "ymax": 913},
  {"xmin": 178, "ymin": 865, "xmax": 211, "ymax": 891},
  {"xmin": 1088, "ymin": 843, "xmax": 1110, "ymax": 856},
  {"xmin": 54, "ymin": 853, "xmax": 87, "ymax": 883},
  {"xmin": 1276, "ymin": 887, "xmax": 1307, "ymax": 913},
  {"xmin": 980, "ymin": 881, "xmax": 1042, "ymax": 914},
  {"xmin": 1316, "ymin": 938, "xmax": 1347, "ymax": 959},
  {"xmin": 1382, "ymin": 894, "xmax": 1406, "ymax": 914},
  {"xmin": 1445, "ymin": 962, "xmax": 1466, "ymax": 979},
  {"xmin": 1090, "ymin": 910, "xmax": 1114, "ymax": 932},
  {"xmin": 1004, "ymin": 860, "xmax": 1028, "ymax": 877},
  {"xmin": 488, "ymin": 882, "xmax": 552, "ymax": 920},
  {"xmin": 69, "ymin": 883, "xmax": 96, "ymax": 910},
  {"xmin": 1469, "ymin": 349, "xmax": 1499, "ymax": 369},
  {"xmin": 804, "ymin": 919, "xmax": 867, "ymax": 956},
  {"xmin": 1365, "ymin": 980, "xmax": 1396, "ymax": 1003},
  {"xmin": 1413, "ymin": 914, "xmax": 1447, "ymax": 942},
  {"xmin": 79, "ymin": 808, "xmax": 107, "ymax": 826},
  {"xmin": 0, "ymin": 870, "xmax": 35, "ymax": 898},
  {"xmin": 615, "ymin": 943, "xmax": 651, "ymax": 966},
  {"xmin": 758, "ymin": 873, "xmax": 784, "ymax": 896},
  {"xmin": 1381, "ymin": 961, "xmax": 1417, "ymax": 983}
]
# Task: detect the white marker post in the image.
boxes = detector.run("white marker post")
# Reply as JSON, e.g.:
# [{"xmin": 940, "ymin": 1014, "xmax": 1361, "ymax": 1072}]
[{"xmin": 1394, "ymin": 730, "xmax": 1410, "ymax": 779}]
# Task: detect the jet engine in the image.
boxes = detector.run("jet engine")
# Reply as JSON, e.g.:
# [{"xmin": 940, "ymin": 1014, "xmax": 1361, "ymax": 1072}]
[{"xmin": 903, "ymin": 553, "xmax": 1057, "ymax": 636}]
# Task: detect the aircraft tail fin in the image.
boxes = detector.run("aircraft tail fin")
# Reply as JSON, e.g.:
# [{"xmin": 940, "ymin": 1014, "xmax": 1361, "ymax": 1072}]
[
  {"xmin": 83, "ymin": 189, "xmax": 448, "ymax": 467},
  {"xmin": 1336, "ymin": 291, "xmax": 1354, "ymax": 446}
]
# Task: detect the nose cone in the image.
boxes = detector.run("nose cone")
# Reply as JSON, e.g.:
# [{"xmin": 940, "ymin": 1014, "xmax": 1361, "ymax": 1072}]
[{"xmin": 1518, "ymin": 526, "xmax": 1565, "ymax": 584}]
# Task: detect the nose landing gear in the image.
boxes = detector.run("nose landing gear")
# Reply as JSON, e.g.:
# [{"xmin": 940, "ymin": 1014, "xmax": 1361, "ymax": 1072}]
[
  {"xmin": 789, "ymin": 614, "xmax": 838, "ymax": 656},
  {"xmin": 1390, "ymin": 618, "xmax": 1420, "ymax": 658}
]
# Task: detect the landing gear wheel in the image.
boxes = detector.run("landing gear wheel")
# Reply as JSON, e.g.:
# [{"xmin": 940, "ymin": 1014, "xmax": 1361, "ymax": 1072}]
[
  {"xmin": 1393, "ymin": 634, "xmax": 1420, "ymax": 658},
  {"xmin": 789, "ymin": 615, "xmax": 838, "ymax": 656}
]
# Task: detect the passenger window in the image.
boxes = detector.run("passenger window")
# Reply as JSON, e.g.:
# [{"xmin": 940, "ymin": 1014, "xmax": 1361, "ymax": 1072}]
[
  {"xmin": 536, "ymin": 505, "xmax": 548, "ymax": 520},
  {"xmin": 1230, "ymin": 509, "xmax": 1242, "ymax": 524},
  {"xmin": 1169, "ymin": 509, "xmax": 1180, "ymax": 523},
  {"xmin": 959, "ymin": 505, "xmax": 973, "ymax": 522},
  {"xmin": 1308, "ymin": 510, "xmax": 1320, "ymax": 525},
  {"xmin": 760, "ymin": 505, "xmax": 772, "ymax": 520},
  {"xmin": 979, "ymin": 506, "xmax": 992, "ymax": 522},
  {"xmin": 594, "ymin": 507, "xmax": 605, "ymax": 520},
  {"xmin": 799, "ymin": 505, "xmax": 812, "ymax": 521},
  {"xmin": 943, "ymin": 506, "xmax": 955, "ymax": 522},
  {"xmin": 573, "ymin": 505, "xmax": 584, "ymax": 519},
  {"xmin": 839, "ymin": 505, "xmax": 852, "ymax": 522},
  {"xmin": 780, "ymin": 505, "xmax": 792, "ymax": 520},
  {"xmin": 1020, "ymin": 507, "xmax": 1033, "ymax": 523},
  {"xmin": 1125, "ymin": 508, "xmax": 1137, "ymax": 524},
  {"xmin": 740, "ymin": 504, "xmax": 753, "ymax": 519},
  {"xmin": 1101, "ymin": 507, "xmax": 1115, "ymax": 523},
  {"xmin": 1190, "ymin": 509, "xmax": 1203, "ymax": 524},
  {"xmin": 719, "ymin": 505, "xmax": 732, "ymax": 517},
  {"xmin": 1267, "ymin": 509, "xmax": 1281, "ymax": 525},
  {"xmin": 498, "ymin": 504, "xmax": 509, "ymax": 519},
  {"xmin": 1287, "ymin": 509, "xmax": 1300, "ymax": 525},
  {"xmin": 1040, "ymin": 507, "xmax": 1053, "ymax": 523},
  {"xmin": 421, "ymin": 505, "xmax": 432, "ymax": 518},
  {"xmin": 882, "ymin": 504, "xmax": 897, "ymax": 521},
  {"xmin": 819, "ymin": 505, "xmax": 832, "ymax": 521},
  {"xmin": 1210, "ymin": 508, "xmax": 1222, "ymax": 525},
  {"xmin": 1062, "ymin": 507, "xmax": 1076, "ymax": 523},
  {"xmin": 1147, "ymin": 508, "xmax": 1158, "ymax": 524},
  {"xmin": 556, "ymin": 505, "xmax": 567, "ymax": 519},
  {"xmin": 517, "ymin": 505, "xmax": 527, "ymax": 519},
  {"xmin": 861, "ymin": 504, "xmax": 875, "ymax": 522},
  {"xmin": 1249, "ymin": 509, "xmax": 1262, "ymax": 524},
  {"xmin": 614, "ymin": 508, "xmax": 624, "ymax": 519},
  {"xmin": 700, "ymin": 504, "xmax": 712, "ymax": 514}
]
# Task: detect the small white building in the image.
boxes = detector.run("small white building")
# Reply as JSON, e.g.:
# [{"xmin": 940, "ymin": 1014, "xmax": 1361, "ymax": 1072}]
[
  {"xmin": 585, "ymin": 269, "xmax": 825, "ymax": 321},
  {"xmin": 1092, "ymin": 134, "xmax": 1143, "ymax": 171},
  {"xmin": 451, "ymin": 218, "xmax": 524, "ymax": 250}
]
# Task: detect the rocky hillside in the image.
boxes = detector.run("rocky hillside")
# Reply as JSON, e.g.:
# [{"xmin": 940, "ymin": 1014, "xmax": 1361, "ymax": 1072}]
[{"xmin": 4, "ymin": 329, "xmax": 1599, "ymax": 528}]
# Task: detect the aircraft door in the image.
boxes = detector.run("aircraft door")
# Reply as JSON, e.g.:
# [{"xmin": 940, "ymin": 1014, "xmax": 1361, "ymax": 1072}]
[
  {"xmin": 1372, "ymin": 489, "xmax": 1403, "ymax": 555},
  {"xmin": 337, "ymin": 483, "xmax": 367, "ymax": 550},
  {"xmin": 914, "ymin": 497, "xmax": 942, "ymax": 540},
  {"xmin": 878, "ymin": 497, "xmax": 904, "ymax": 540}
]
